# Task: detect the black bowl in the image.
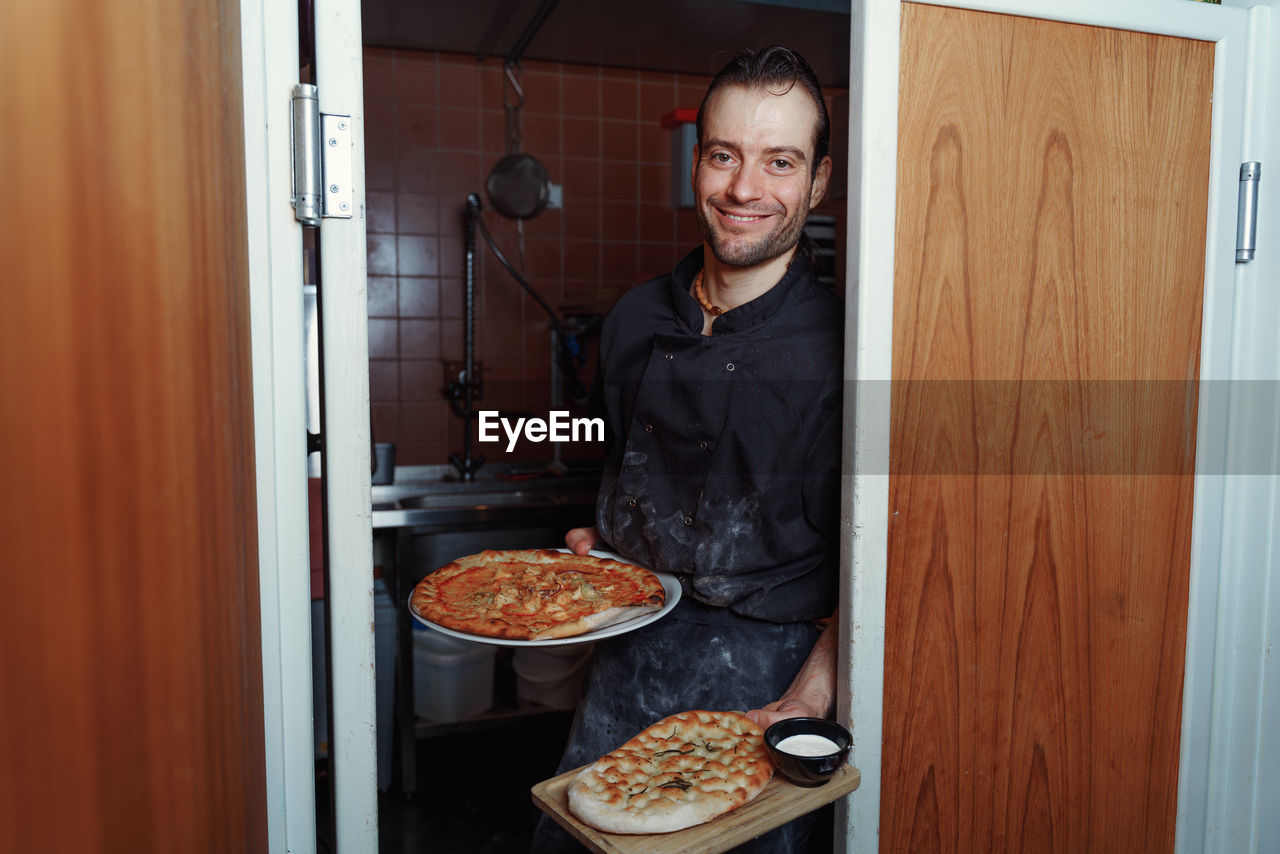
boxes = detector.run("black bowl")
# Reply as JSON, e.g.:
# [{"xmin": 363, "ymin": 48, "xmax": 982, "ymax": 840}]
[{"xmin": 764, "ymin": 717, "xmax": 852, "ymax": 787}]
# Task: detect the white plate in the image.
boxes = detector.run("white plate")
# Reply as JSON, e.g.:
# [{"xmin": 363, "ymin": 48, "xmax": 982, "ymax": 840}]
[{"xmin": 407, "ymin": 549, "xmax": 681, "ymax": 647}]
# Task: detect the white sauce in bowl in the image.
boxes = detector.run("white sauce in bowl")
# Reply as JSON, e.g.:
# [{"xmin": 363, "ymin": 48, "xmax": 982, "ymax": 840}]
[{"xmin": 775, "ymin": 733, "xmax": 841, "ymax": 757}]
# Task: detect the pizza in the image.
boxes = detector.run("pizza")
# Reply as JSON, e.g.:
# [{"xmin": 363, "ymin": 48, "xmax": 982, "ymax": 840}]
[
  {"xmin": 409, "ymin": 548, "xmax": 666, "ymax": 641},
  {"xmin": 567, "ymin": 710, "xmax": 774, "ymax": 835}
]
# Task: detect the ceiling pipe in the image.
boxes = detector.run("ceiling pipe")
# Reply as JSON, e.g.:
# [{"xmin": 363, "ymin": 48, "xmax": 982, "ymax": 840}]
[
  {"xmin": 474, "ymin": 0, "xmax": 522, "ymax": 62},
  {"xmin": 475, "ymin": 0, "xmax": 560, "ymax": 65}
]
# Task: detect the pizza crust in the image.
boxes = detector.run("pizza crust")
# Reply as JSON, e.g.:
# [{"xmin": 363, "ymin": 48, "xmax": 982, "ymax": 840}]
[
  {"xmin": 567, "ymin": 710, "xmax": 774, "ymax": 835},
  {"xmin": 530, "ymin": 603, "xmax": 665, "ymax": 640},
  {"xmin": 409, "ymin": 549, "xmax": 666, "ymax": 641}
]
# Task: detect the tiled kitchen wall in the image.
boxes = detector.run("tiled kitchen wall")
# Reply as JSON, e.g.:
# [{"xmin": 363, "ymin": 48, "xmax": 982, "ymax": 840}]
[{"xmin": 362, "ymin": 47, "xmax": 844, "ymax": 468}]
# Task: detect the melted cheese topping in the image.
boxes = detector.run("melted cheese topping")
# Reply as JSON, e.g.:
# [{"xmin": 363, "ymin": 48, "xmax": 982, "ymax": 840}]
[{"xmin": 438, "ymin": 561, "xmax": 646, "ymax": 622}]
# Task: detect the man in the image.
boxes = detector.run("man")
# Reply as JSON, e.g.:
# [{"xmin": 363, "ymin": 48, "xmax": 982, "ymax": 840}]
[{"xmin": 532, "ymin": 46, "xmax": 842, "ymax": 853}]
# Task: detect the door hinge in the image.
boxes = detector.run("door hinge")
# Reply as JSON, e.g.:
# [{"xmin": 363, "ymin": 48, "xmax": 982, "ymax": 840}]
[
  {"xmin": 1236, "ymin": 161, "xmax": 1261, "ymax": 263},
  {"xmin": 290, "ymin": 83, "xmax": 353, "ymax": 225}
]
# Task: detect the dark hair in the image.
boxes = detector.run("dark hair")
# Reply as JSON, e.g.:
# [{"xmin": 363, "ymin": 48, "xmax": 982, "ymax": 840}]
[{"xmin": 695, "ymin": 45, "xmax": 830, "ymax": 173}]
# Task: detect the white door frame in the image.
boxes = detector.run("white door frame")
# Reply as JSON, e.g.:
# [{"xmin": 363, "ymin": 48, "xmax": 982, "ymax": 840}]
[
  {"xmin": 840, "ymin": 1, "xmax": 1274, "ymax": 852},
  {"xmin": 1197, "ymin": 5, "xmax": 1279, "ymax": 851},
  {"xmin": 242, "ymin": 0, "xmax": 376, "ymax": 851},
  {"xmin": 240, "ymin": 0, "xmax": 317, "ymax": 852},
  {"xmin": 314, "ymin": 0, "xmax": 378, "ymax": 850}
]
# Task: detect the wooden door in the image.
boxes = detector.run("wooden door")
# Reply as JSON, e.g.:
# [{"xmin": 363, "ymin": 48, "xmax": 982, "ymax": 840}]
[
  {"xmin": 882, "ymin": 5, "xmax": 1213, "ymax": 851},
  {"xmin": 0, "ymin": 1, "xmax": 267, "ymax": 851}
]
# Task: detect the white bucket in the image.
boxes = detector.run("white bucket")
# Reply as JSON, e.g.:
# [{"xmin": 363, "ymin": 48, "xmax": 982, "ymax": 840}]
[
  {"xmin": 513, "ymin": 644, "xmax": 595, "ymax": 710},
  {"xmin": 412, "ymin": 623, "xmax": 496, "ymax": 723}
]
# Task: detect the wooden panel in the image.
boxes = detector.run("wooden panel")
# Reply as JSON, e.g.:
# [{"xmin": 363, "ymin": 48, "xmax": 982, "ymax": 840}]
[
  {"xmin": 0, "ymin": 1, "xmax": 267, "ymax": 851},
  {"xmin": 882, "ymin": 5, "xmax": 1213, "ymax": 852}
]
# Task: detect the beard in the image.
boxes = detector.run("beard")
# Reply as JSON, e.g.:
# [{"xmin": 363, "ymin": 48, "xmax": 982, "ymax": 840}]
[{"xmin": 695, "ymin": 194, "xmax": 811, "ymax": 269}]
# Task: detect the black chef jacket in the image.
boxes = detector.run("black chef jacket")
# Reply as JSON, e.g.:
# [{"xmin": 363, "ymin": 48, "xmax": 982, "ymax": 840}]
[{"xmin": 594, "ymin": 247, "xmax": 843, "ymax": 624}]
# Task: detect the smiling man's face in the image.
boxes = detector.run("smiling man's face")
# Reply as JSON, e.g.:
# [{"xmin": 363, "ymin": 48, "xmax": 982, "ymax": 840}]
[{"xmin": 692, "ymin": 83, "xmax": 831, "ymax": 271}]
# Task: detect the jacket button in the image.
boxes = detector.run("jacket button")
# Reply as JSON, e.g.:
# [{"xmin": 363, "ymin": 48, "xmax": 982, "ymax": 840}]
[
  {"xmin": 682, "ymin": 515, "xmax": 694, "ymax": 526},
  {"xmin": 627, "ymin": 497, "xmax": 637, "ymax": 507},
  {"xmin": 725, "ymin": 362, "xmax": 735, "ymax": 372},
  {"xmin": 699, "ymin": 440, "xmax": 709, "ymax": 451},
  {"xmin": 665, "ymin": 353, "xmax": 674, "ymax": 361},
  {"xmin": 645, "ymin": 424, "xmax": 654, "ymax": 432}
]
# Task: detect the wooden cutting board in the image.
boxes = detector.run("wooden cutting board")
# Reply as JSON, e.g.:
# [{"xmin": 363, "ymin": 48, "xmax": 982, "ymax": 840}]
[{"xmin": 531, "ymin": 763, "xmax": 859, "ymax": 854}]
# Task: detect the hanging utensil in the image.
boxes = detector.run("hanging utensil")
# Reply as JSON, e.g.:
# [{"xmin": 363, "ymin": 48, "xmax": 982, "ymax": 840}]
[{"xmin": 485, "ymin": 61, "xmax": 550, "ymax": 220}]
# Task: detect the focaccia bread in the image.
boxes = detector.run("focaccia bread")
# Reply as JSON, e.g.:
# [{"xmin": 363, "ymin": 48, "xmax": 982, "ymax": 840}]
[
  {"xmin": 409, "ymin": 548, "xmax": 665, "ymax": 641},
  {"xmin": 567, "ymin": 710, "xmax": 774, "ymax": 834}
]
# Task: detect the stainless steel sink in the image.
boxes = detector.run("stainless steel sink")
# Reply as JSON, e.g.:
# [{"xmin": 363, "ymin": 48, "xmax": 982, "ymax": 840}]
[
  {"xmin": 398, "ymin": 478, "xmax": 571, "ymax": 495},
  {"xmin": 373, "ymin": 465, "xmax": 601, "ymax": 503},
  {"xmin": 372, "ymin": 474, "xmax": 598, "ymax": 530},
  {"xmin": 398, "ymin": 489, "xmax": 590, "ymax": 510}
]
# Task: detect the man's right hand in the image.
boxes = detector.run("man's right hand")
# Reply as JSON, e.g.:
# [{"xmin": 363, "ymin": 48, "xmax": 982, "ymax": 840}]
[{"xmin": 565, "ymin": 526, "xmax": 599, "ymax": 555}]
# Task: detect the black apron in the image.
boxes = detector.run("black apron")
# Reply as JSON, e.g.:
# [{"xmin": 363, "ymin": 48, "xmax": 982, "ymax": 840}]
[{"xmin": 529, "ymin": 597, "xmax": 822, "ymax": 853}]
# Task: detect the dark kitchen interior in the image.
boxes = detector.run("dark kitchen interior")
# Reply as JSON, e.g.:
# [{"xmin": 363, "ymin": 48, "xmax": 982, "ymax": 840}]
[{"xmin": 331, "ymin": 1, "xmax": 852, "ymax": 851}]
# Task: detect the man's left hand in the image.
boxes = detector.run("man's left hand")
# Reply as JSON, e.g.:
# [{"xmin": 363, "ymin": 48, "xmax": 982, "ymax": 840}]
[
  {"xmin": 744, "ymin": 614, "xmax": 839, "ymax": 729},
  {"xmin": 746, "ymin": 697, "xmax": 825, "ymax": 729}
]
